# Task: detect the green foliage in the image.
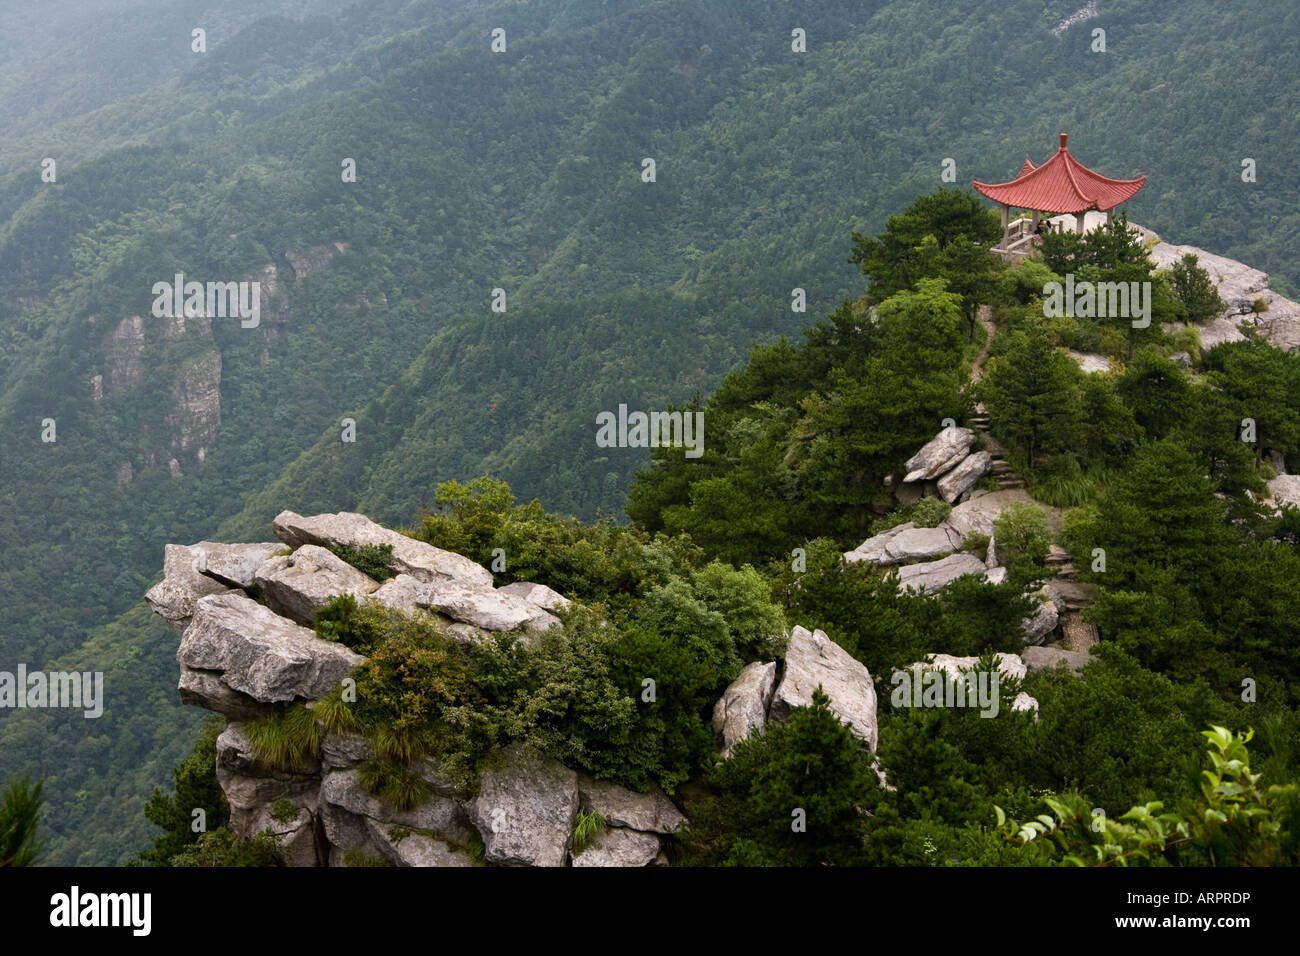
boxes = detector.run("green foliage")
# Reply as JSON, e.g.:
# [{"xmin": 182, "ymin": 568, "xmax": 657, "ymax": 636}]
[
  {"xmin": 992, "ymin": 501, "xmax": 1052, "ymax": 589},
  {"xmin": 327, "ymin": 543, "xmax": 395, "ymax": 582},
  {"xmin": 270, "ymin": 799, "xmax": 299, "ymax": 825},
  {"xmin": 910, "ymin": 497, "xmax": 952, "ymax": 528},
  {"xmin": 0, "ymin": 774, "xmax": 45, "ymax": 867},
  {"xmin": 136, "ymin": 717, "xmax": 229, "ymax": 867},
  {"xmin": 169, "ymin": 827, "xmax": 284, "ymax": 868},
  {"xmin": 571, "ymin": 810, "xmax": 607, "ymax": 856},
  {"xmin": 692, "ymin": 688, "xmax": 880, "ymax": 866},
  {"xmin": 244, "ymin": 705, "xmax": 325, "ymax": 773},
  {"xmin": 996, "ymin": 727, "xmax": 1300, "ymax": 866},
  {"xmin": 1169, "ymin": 253, "xmax": 1226, "ymax": 324}
]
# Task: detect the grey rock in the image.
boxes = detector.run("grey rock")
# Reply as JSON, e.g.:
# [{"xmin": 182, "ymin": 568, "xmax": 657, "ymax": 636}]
[
  {"xmin": 498, "ymin": 581, "xmax": 573, "ymax": 612},
  {"xmin": 177, "ymin": 591, "xmax": 363, "ymax": 704},
  {"xmin": 467, "ymin": 744, "xmax": 579, "ymax": 867},
  {"xmin": 190, "ymin": 541, "xmax": 285, "ymax": 589},
  {"xmin": 944, "ymin": 489, "xmax": 1038, "ymax": 539},
  {"xmin": 938, "ymin": 450, "xmax": 992, "ymax": 503},
  {"xmin": 711, "ymin": 661, "xmax": 778, "ymax": 758},
  {"xmin": 1021, "ymin": 595, "xmax": 1060, "ymax": 646},
  {"xmin": 321, "ymin": 732, "xmax": 374, "ymax": 771},
  {"xmin": 178, "ymin": 665, "xmax": 274, "ymax": 720},
  {"xmin": 982, "ymin": 566, "xmax": 1008, "ymax": 585},
  {"xmin": 370, "ymin": 573, "xmax": 558, "ymax": 632},
  {"xmin": 913, "ymin": 652, "xmax": 1027, "ymax": 682},
  {"xmin": 321, "ymin": 769, "xmax": 474, "ymax": 845},
  {"xmin": 985, "ymin": 535, "xmax": 999, "ymax": 568},
  {"xmin": 273, "ymin": 510, "xmax": 493, "ymax": 588},
  {"xmin": 880, "ymin": 525, "xmax": 964, "ymax": 565},
  {"xmin": 570, "ymin": 828, "xmax": 662, "ymax": 867},
  {"xmin": 902, "ymin": 427, "xmax": 976, "ymax": 482},
  {"xmin": 1011, "ymin": 692, "xmax": 1039, "ymax": 718},
  {"xmin": 366, "ymin": 820, "xmax": 474, "ymax": 867},
  {"xmin": 894, "ymin": 552, "xmax": 989, "ymax": 596},
  {"xmin": 1169, "ymin": 351, "xmax": 1192, "ymax": 367},
  {"xmin": 146, "ymin": 543, "xmax": 231, "ymax": 630},
  {"xmin": 844, "ymin": 522, "xmax": 915, "ymax": 564},
  {"xmin": 1023, "ymin": 646, "xmax": 1092, "ymax": 674},
  {"xmin": 578, "ymin": 777, "xmax": 686, "ymax": 834},
  {"xmin": 253, "ymin": 544, "xmax": 380, "ymax": 626},
  {"xmin": 770, "ymin": 626, "xmax": 877, "ymax": 752}
]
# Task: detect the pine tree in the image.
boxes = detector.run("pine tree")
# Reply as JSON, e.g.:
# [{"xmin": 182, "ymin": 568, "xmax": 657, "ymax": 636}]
[{"xmin": 0, "ymin": 774, "xmax": 45, "ymax": 867}]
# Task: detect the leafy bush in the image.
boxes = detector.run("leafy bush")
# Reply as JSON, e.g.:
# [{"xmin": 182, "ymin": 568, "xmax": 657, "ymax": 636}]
[
  {"xmin": 327, "ymin": 543, "xmax": 395, "ymax": 582},
  {"xmin": 910, "ymin": 497, "xmax": 952, "ymax": 528},
  {"xmin": 993, "ymin": 501, "xmax": 1052, "ymax": 588}
]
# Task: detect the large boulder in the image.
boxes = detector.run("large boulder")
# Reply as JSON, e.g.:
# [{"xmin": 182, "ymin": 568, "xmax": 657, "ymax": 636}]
[
  {"xmin": 845, "ymin": 522, "xmax": 915, "ymax": 564},
  {"xmin": 938, "ymin": 450, "xmax": 992, "ymax": 503},
  {"xmin": 570, "ymin": 828, "xmax": 662, "ymax": 867},
  {"xmin": 178, "ymin": 665, "xmax": 276, "ymax": 720},
  {"xmin": 320, "ymin": 769, "xmax": 474, "ymax": 845},
  {"xmin": 467, "ymin": 744, "xmax": 579, "ymax": 867},
  {"xmin": 881, "ymin": 525, "xmax": 964, "ymax": 565},
  {"xmin": 273, "ymin": 510, "xmax": 493, "ymax": 588},
  {"xmin": 215, "ymin": 723, "xmax": 322, "ymax": 865},
  {"xmin": 711, "ymin": 661, "xmax": 778, "ymax": 758},
  {"xmin": 894, "ymin": 552, "xmax": 989, "ymax": 596},
  {"xmin": 253, "ymin": 544, "xmax": 380, "ymax": 626},
  {"xmin": 365, "ymin": 820, "xmax": 475, "ymax": 867},
  {"xmin": 497, "ymin": 581, "xmax": 573, "ymax": 613},
  {"xmin": 578, "ymin": 777, "xmax": 686, "ymax": 834},
  {"xmin": 146, "ymin": 543, "xmax": 231, "ymax": 630},
  {"xmin": 1023, "ymin": 645, "xmax": 1092, "ymax": 674},
  {"xmin": 770, "ymin": 626, "xmax": 877, "ymax": 752},
  {"xmin": 1021, "ymin": 592, "xmax": 1061, "ymax": 646},
  {"xmin": 903, "ymin": 427, "xmax": 977, "ymax": 482},
  {"xmin": 177, "ymin": 591, "xmax": 363, "ymax": 705},
  {"xmin": 191, "ymin": 541, "xmax": 286, "ymax": 589},
  {"xmin": 945, "ymin": 489, "xmax": 1038, "ymax": 539},
  {"xmin": 370, "ymin": 574, "xmax": 559, "ymax": 632}
]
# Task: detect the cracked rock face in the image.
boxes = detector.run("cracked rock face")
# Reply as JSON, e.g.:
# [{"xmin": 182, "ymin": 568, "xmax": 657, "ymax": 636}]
[
  {"xmin": 770, "ymin": 626, "xmax": 878, "ymax": 752},
  {"xmin": 272, "ymin": 510, "xmax": 493, "ymax": 588},
  {"xmin": 467, "ymin": 744, "xmax": 579, "ymax": 867},
  {"xmin": 902, "ymin": 426, "xmax": 977, "ymax": 482},
  {"xmin": 711, "ymin": 661, "xmax": 778, "ymax": 758},
  {"xmin": 177, "ymin": 591, "xmax": 363, "ymax": 704},
  {"xmin": 252, "ymin": 544, "xmax": 381, "ymax": 625}
]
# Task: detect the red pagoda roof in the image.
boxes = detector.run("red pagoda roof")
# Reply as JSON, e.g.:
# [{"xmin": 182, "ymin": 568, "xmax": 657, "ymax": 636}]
[{"xmin": 973, "ymin": 133, "xmax": 1145, "ymax": 214}]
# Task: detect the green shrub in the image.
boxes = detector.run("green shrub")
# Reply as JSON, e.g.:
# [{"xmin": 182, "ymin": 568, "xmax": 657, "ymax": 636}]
[
  {"xmin": 328, "ymin": 543, "xmax": 395, "ymax": 582},
  {"xmin": 270, "ymin": 799, "xmax": 299, "ymax": 825},
  {"xmin": 910, "ymin": 497, "xmax": 952, "ymax": 528},
  {"xmin": 993, "ymin": 502, "xmax": 1053, "ymax": 588}
]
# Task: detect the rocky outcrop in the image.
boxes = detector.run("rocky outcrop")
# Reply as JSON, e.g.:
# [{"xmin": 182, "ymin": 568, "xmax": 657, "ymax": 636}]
[
  {"xmin": 903, "ymin": 427, "xmax": 977, "ymax": 482},
  {"xmin": 1151, "ymin": 239, "xmax": 1300, "ymax": 351},
  {"xmin": 178, "ymin": 591, "xmax": 363, "ymax": 705},
  {"xmin": 937, "ymin": 450, "xmax": 992, "ymax": 502},
  {"xmin": 468, "ymin": 744, "xmax": 580, "ymax": 867},
  {"xmin": 1021, "ymin": 590, "xmax": 1061, "ymax": 646},
  {"xmin": 712, "ymin": 661, "xmax": 778, "ymax": 757},
  {"xmin": 273, "ymin": 511, "xmax": 493, "ymax": 588},
  {"xmin": 894, "ymin": 552, "xmax": 990, "ymax": 596},
  {"xmin": 578, "ymin": 777, "xmax": 686, "ymax": 835},
  {"xmin": 1023, "ymin": 645, "xmax": 1092, "ymax": 673},
  {"xmin": 145, "ymin": 543, "xmax": 231, "ymax": 630},
  {"xmin": 770, "ymin": 626, "xmax": 878, "ymax": 751},
  {"xmin": 571, "ymin": 828, "xmax": 662, "ymax": 867},
  {"xmin": 498, "ymin": 581, "xmax": 573, "ymax": 613},
  {"xmin": 371, "ymin": 575, "xmax": 558, "ymax": 633}
]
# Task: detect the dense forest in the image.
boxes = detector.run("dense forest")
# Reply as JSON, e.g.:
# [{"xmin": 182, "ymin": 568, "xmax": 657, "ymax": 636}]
[{"xmin": 1, "ymin": 0, "xmax": 1298, "ymax": 864}]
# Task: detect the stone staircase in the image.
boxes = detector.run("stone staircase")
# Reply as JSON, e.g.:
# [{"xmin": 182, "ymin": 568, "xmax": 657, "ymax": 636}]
[{"xmin": 967, "ymin": 410, "xmax": 1027, "ymax": 491}]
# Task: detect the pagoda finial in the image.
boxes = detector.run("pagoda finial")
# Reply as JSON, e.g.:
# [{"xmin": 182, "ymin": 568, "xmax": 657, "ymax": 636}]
[{"xmin": 1060, "ymin": 132, "xmax": 1068, "ymax": 150}]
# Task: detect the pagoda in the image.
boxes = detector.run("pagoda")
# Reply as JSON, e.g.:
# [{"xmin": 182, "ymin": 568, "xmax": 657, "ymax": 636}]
[{"xmin": 973, "ymin": 133, "xmax": 1145, "ymax": 260}]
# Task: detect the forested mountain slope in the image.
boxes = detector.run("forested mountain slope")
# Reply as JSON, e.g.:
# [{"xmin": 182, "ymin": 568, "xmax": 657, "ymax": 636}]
[{"xmin": 1, "ymin": 0, "xmax": 1297, "ymax": 864}]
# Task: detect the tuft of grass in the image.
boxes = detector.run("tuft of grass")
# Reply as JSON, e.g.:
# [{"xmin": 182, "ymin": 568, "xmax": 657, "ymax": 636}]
[
  {"xmin": 571, "ymin": 809, "xmax": 607, "ymax": 856},
  {"xmin": 244, "ymin": 704, "xmax": 323, "ymax": 771},
  {"xmin": 357, "ymin": 758, "xmax": 430, "ymax": 812},
  {"xmin": 314, "ymin": 691, "xmax": 358, "ymax": 736}
]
